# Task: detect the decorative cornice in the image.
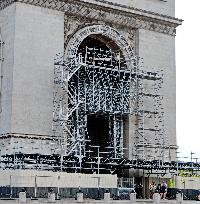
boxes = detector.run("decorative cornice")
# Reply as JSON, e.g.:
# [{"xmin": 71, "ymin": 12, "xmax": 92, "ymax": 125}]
[
  {"xmin": 0, "ymin": 0, "xmax": 183, "ymax": 35},
  {"xmin": 0, "ymin": 0, "xmax": 16, "ymax": 11},
  {"xmin": 79, "ymin": 0, "xmax": 182, "ymax": 24}
]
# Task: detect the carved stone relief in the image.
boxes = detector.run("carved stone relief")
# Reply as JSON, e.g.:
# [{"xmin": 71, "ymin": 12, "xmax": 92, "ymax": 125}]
[{"xmin": 64, "ymin": 24, "xmax": 136, "ymax": 63}]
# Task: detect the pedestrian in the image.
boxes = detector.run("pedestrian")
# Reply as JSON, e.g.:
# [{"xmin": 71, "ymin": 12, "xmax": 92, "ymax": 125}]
[
  {"xmin": 197, "ymin": 191, "xmax": 200, "ymax": 201},
  {"xmin": 137, "ymin": 182, "xmax": 143, "ymax": 199},
  {"xmin": 149, "ymin": 181, "xmax": 157, "ymax": 199},
  {"xmin": 160, "ymin": 181, "xmax": 167, "ymax": 200}
]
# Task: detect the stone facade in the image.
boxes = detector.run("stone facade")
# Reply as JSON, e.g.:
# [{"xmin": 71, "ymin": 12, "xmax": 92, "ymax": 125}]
[
  {"xmin": 0, "ymin": 2, "xmax": 64, "ymax": 154},
  {"xmin": 0, "ymin": 3, "xmax": 16, "ymax": 134},
  {"xmin": 0, "ymin": 0, "xmax": 181, "ymax": 170}
]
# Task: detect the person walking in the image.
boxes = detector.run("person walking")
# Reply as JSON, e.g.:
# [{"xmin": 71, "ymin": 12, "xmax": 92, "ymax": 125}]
[
  {"xmin": 149, "ymin": 181, "xmax": 157, "ymax": 199},
  {"xmin": 160, "ymin": 181, "xmax": 167, "ymax": 200}
]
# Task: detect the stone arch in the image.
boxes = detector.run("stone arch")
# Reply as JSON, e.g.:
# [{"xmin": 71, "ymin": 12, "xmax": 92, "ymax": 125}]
[{"xmin": 65, "ymin": 24, "xmax": 135, "ymax": 63}]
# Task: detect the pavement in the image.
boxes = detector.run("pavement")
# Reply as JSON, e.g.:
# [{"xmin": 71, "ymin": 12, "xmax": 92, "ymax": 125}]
[{"xmin": 0, "ymin": 199, "xmax": 200, "ymax": 204}]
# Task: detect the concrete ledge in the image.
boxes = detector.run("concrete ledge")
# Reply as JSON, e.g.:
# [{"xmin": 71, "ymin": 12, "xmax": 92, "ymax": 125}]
[{"xmin": 0, "ymin": 170, "xmax": 117, "ymax": 188}]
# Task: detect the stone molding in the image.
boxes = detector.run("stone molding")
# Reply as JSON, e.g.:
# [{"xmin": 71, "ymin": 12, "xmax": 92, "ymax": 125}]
[
  {"xmin": 0, "ymin": 0, "xmax": 182, "ymax": 36},
  {"xmin": 65, "ymin": 24, "xmax": 135, "ymax": 61},
  {"xmin": 0, "ymin": 133, "xmax": 55, "ymax": 140}
]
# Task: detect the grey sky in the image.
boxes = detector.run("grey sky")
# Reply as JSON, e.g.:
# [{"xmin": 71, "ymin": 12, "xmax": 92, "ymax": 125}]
[{"xmin": 176, "ymin": 0, "xmax": 200, "ymax": 161}]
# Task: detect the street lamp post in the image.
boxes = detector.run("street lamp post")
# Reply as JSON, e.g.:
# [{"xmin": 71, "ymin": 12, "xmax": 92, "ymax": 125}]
[
  {"xmin": 191, "ymin": 152, "xmax": 195, "ymax": 163},
  {"xmin": 60, "ymin": 154, "xmax": 63, "ymax": 172},
  {"xmin": 10, "ymin": 175, "xmax": 12, "ymax": 198},
  {"xmin": 193, "ymin": 157, "xmax": 199, "ymax": 175},
  {"xmin": 190, "ymin": 152, "xmax": 195, "ymax": 174},
  {"xmin": 34, "ymin": 175, "xmax": 37, "ymax": 198}
]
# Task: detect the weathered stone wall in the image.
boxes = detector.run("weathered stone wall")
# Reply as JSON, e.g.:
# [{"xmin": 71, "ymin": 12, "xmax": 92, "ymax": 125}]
[
  {"xmin": 0, "ymin": 4, "xmax": 16, "ymax": 134},
  {"xmin": 137, "ymin": 29, "xmax": 177, "ymax": 160},
  {"xmin": 0, "ymin": 135, "xmax": 53, "ymax": 155},
  {"xmin": 11, "ymin": 3, "xmax": 64, "ymax": 136}
]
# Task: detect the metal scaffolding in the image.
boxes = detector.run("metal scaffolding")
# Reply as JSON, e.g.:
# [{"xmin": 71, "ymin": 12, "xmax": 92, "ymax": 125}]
[
  {"xmin": 52, "ymin": 40, "xmax": 168, "ymax": 170},
  {"xmin": 53, "ymin": 46, "xmax": 137, "ymax": 160},
  {"xmin": 1, "ymin": 153, "xmax": 200, "ymax": 176},
  {"xmin": 134, "ymin": 64, "xmax": 167, "ymax": 161},
  {"xmin": 0, "ymin": 38, "xmax": 171, "ymax": 174}
]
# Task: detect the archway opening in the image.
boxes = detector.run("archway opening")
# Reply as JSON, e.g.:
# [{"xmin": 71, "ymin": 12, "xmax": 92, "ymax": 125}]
[
  {"xmin": 75, "ymin": 35, "xmax": 129, "ymax": 158},
  {"xmin": 87, "ymin": 114, "xmax": 109, "ymax": 155},
  {"xmin": 77, "ymin": 35, "xmax": 127, "ymax": 69}
]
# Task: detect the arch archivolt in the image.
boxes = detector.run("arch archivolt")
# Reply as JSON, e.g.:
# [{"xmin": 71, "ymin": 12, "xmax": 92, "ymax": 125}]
[
  {"xmin": 65, "ymin": 24, "xmax": 135, "ymax": 62},
  {"xmin": 54, "ymin": 24, "xmax": 137, "ymax": 158}
]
